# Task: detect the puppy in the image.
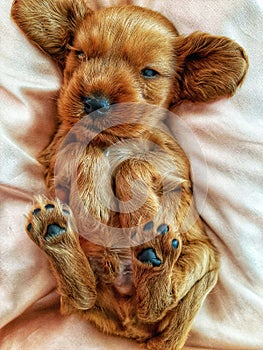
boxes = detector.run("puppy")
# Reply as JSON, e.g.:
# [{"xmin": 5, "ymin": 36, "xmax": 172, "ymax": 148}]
[{"xmin": 11, "ymin": 1, "xmax": 248, "ymax": 349}]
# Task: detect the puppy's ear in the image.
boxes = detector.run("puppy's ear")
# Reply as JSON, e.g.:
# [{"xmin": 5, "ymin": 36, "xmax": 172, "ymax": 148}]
[
  {"xmin": 11, "ymin": 0, "xmax": 92, "ymax": 66},
  {"xmin": 173, "ymin": 32, "xmax": 249, "ymax": 104}
]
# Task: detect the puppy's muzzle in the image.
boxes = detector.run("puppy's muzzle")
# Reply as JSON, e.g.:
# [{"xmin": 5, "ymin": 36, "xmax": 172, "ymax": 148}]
[{"xmin": 83, "ymin": 95, "xmax": 110, "ymax": 118}]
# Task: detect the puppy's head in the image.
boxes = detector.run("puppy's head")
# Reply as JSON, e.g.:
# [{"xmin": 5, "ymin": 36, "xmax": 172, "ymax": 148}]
[
  {"xmin": 12, "ymin": 1, "xmax": 248, "ymax": 136},
  {"xmin": 58, "ymin": 6, "xmax": 180, "ymax": 138}
]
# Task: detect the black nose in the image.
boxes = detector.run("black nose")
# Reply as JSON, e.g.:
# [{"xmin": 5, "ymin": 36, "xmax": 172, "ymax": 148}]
[{"xmin": 83, "ymin": 95, "xmax": 110, "ymax": 116}]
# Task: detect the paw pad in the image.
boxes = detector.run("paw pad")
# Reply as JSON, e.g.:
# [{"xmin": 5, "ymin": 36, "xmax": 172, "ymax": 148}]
[
  {"xmin": 172, "ymin": 239, "xmax": 179, "ymax": 249},
  {"xmin": 45, "ymin": 224, "xmax": 66, "ymax": 241},
  {"xmin": 137, "ymin": 248, "xmax": 162, "ymax": 267},
  {"xmin": 33, "ymin": 208, "xmax": 41, "ymax": 215},
  {"xmin": 45, "ymin": 204, "xmax": 55, "ymax": 210},
  {"xmin": 62, "ymin": 209, "xmax": 70, "ymax": 215},
  {"xmin": 157, "ymin": 224, "xmax": 169, "ymax": 235},
  {"xmin": 143, "ymin": 221, "xmax": 154, "ymax": 231}
]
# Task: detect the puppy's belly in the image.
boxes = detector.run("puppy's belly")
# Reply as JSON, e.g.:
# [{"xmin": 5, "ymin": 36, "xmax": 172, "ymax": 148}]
[
  {"xmin": 82, "ymin": 239, "xmax": 135, "ymax": 296},
  {"xmin": 113, "ymin": 264, "xmax": 135, "ymax": 296}
]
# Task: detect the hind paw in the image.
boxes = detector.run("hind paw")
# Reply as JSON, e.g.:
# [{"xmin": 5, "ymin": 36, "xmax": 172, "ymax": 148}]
[{"xmin": 135, "ymin": 221, "xmax": 181, "ymax": 268}]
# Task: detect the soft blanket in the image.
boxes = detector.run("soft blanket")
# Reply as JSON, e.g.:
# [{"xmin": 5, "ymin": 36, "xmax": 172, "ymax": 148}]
[{"xmin": 0, "ymin": 0, "xmax": 262, "ymax": 349}]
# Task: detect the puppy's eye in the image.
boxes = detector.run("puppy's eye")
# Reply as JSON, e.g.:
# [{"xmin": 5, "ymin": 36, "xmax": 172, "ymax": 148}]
[
  {"xmin": 141, "ymin": 68, "xmax": 159, "ymax": 78},
  {"xmin": 76, "ymin": 50, "xmax": 86, "ymax": 60}
]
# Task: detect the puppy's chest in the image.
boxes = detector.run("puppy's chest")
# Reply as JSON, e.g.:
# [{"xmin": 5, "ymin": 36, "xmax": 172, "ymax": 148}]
[
  {"xmin": 75, "ymin": 142, "xmax": 126, "ymax": 217},
  {"xmin": 75, "ymin": 138, "xmax": 157, "ymax": 229}
]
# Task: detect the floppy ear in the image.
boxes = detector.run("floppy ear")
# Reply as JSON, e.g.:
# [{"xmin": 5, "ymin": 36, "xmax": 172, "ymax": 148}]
[
  {"xmin": 173, "ymin": 32, "xmax": 249, "ymax": 104},
  {"xmin": 11, "ymin": 0, "xmax": 92, "ymax": 66}
]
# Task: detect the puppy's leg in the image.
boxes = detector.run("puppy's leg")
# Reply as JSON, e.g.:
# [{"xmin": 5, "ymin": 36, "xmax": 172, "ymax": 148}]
[
  {"xmin": 146, "ymin": 269, "xmax": 218, "ymax": 350},
  {"xmin": 119, "ymin": 170, "xmax": 218, "ymax": 324},
  {"xmin": 132, "ymin": 218, "xmax": 182, "ymax": 322},
  {"xmin": 115, "ymin": 159, "xmax": 182, "ymax": 320},
  {"xmin": 38, "ymin": 129, "xmax": 72, "ymax": 201},
  {"xmin": 133, "ymin": 212, "xmax": 218, "ymax": 324},
  {"xmin": 115, "ymin": 153, "xmax": 218, "ymax": 323},
  {"xmin": 126, "ymin": 132, "xmax": 219, "ymax": 325},
  {"xmin": 26, "ymin": 196, "xmax": 97, "ymax": 313}
]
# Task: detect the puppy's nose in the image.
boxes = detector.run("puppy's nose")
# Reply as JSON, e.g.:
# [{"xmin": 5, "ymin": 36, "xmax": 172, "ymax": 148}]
[{"xmin": 83, "ymin": 95, "xmax": 110, "ymax": 116}]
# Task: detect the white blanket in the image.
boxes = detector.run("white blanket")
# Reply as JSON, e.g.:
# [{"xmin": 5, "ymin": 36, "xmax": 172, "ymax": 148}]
[{"xmin": 0, "ymin": 0, "xmax": 262, "ymax": 349}]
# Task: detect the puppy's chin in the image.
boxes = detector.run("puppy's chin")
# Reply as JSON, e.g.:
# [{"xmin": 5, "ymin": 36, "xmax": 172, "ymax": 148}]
[
  {"xmin": 61, "ymin": 102, "xmax": 169, "ymax": 143},
  {"xmin": 66, "ymin": 120, "xmax": 151, "ymax": 145}
]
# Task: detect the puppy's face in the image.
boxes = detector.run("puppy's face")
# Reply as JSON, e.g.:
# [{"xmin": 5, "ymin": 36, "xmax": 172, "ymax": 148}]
[
  {"xmin": 12, "ymin": 2, "xmax": 248, "ymax": 138},
  {"xmin": 58, "ymin": 7, "xmax": 179, "ymax": 136}
]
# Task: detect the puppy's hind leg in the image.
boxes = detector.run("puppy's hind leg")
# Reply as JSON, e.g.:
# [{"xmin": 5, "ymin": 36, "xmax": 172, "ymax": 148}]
[
  {"xmin": 146, "ymin": 269, "xmax": 218, "ymax": 350},
  {"xmin": 132, "ymin": 217, "xmax": 182, "ymax": 323},
  {"xmin": 131, "ymin": 193, "xmax": 218, "ymax": 325},
  {"xmin": 114, "ymin": 159, "xmax": 180, "ymax": 321},
  {"xmin": 25, "ymin": 196, "xmax": 97, "ymax": 314}
]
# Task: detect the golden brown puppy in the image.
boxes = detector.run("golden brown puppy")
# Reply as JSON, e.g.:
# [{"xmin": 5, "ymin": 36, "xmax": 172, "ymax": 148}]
[{"xmin": 12, "ymin": 1, "xmax": 248, "ymax": 349}]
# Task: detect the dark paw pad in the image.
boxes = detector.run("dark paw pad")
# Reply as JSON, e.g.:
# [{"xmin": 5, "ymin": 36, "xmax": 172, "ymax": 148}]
[
  {"xmin": 137, "ymin": 248, "xmax": 162, "ymax": 267},
  {"xmin": 157, "ymin": 224, "xmax": 169, "ymax": 235},
  {"xmin": 143, "ymin": 221, "xmax": 154, "ymax": 231},
  {"xmin": 45, "ymin": 224, "xmax": 66, "ymax": 241},
  {"xmin": 172, "ymin": 239, "xmax": 179, "ymax": 249},
  {"xmin": 45, "ymin": 204, "xmax": 55, "ymax": 210},
  {"xmin": 62, "ymin": 209, "xmax": 70, "ymax": 215},
  {"xmin": 33, "ymin": 208, "xmax": 41, "ymax": 215}
]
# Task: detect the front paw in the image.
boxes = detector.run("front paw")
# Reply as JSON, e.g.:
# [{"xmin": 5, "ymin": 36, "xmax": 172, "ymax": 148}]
[
  {"xmin": 26, "ymin": 195, "xmax": 76, "ymax": 248},
  {"xmin": 26, "ymin": 196, "xmax": 97, "ymax": 311}
]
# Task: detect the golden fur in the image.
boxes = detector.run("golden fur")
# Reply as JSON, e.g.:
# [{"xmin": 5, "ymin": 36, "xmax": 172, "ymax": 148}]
[{"xmin": 12, "ymin": 1, "xmax": 248, "ymax": 349}]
